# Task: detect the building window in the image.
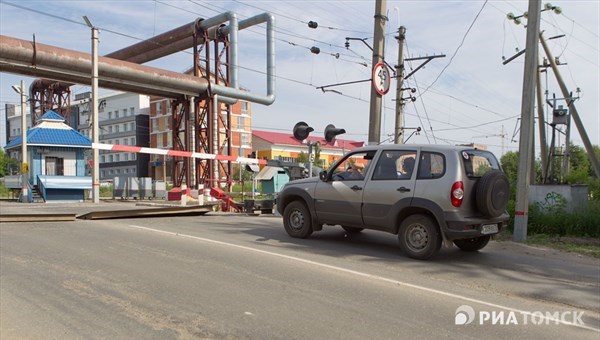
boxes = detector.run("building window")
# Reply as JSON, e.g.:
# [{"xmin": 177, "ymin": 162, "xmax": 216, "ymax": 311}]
[
  {"xmin": 109, "ymin": 155, "xmax": 113, "ymax": 162},
  {"xmin": 152, "ymin": 117, "xmax": 158, "ymax": 132},
  {"xmin": 157, "ymin": 134, "xmax": 163, "ymax": 147},
  {"xmin": 132, "ymin": 153, "xmax": 136, "ymax": 160},
  {"xmin": 101, "ymin": 170, "xmax": 105, "ymax": 178},
  {"xmin": 130, "ymin": 107, "xmax": 135, "ymax": 116},
  {"xmin": 237, "ymin": 116, "xmax": 245, "ymax": 129},
  {"xmin": 241, "ymin": 101, "xmax": 248, "ymax": 115},
  {"xmin": 115, "ymin": 125, "xmax": 120, "ymax": 133},
  {"xmin": 157, "ymin": 102, "xmax": 162, "ymax": 115},
  {"xmin": 101, "ymin": 155, "xmax": 105, "ymax": 163},
  {"xmin": 108, "ymin": 111, "xmax": 112, "ymax": 119},
  {"xmin": 130, "ymin": 122, "xmax": 135, "ymax": 131},
  {"xmin": 108, "ymin": 126, "xmax": 113, "ymax": 133},
  {"xmin": 123, "ymin": 123, "xmax": 127, "ymax": 131},
  {"xmin": 115, "ymin": 110, "xmax": 119, "ymax": 119},
  {"xmin": 241, "ymin": 133, "xmax": 250, "ymax": 146},
  {"xmin": 131, "ymin": 137, "xmax": 136, "ymax": 145},
  {"xmin": 115, "ymin": 154, "xmax": 120, "ymax": 162}
]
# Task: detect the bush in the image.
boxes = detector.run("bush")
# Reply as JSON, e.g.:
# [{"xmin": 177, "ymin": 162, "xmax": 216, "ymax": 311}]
[
  {"xmin": 506, "ymin": 197, "xmax": 599, "ymax": 238},
  {"xmin": 527, "ymin": 200, "xmax": 600, "ymax": 237}
]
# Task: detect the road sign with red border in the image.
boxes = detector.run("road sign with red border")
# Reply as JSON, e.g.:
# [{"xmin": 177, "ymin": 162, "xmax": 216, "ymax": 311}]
[{"xmin": 372, "ymin": 62, "xmax": 391, "ymax": 95}]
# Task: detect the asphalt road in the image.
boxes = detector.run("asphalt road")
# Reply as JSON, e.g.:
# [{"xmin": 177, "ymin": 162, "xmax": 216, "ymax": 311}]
[{"xmin": 1, "ymin": 205, "xmax": 599, "ymax": 339}]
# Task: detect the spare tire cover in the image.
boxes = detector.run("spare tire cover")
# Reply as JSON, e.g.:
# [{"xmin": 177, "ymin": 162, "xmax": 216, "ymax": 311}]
[{"xmin": 475, "ymin": 170, "xmax": 510, "ymax": 218}]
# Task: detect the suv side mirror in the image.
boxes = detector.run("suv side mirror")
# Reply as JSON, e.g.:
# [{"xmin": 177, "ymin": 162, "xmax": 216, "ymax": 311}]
[{"xmin": 319, "ymin": 170, "xmax": 328, "ymax": 181}]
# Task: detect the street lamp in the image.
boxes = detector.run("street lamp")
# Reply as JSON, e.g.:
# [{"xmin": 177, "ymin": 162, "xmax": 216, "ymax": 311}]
[
  {"xmin": 12, "ymin": 80, "xmax": 28, "ymax": 203},
  {"xmin": 84, "ymin": 15, "xmax": 100, "ymax": 203}
]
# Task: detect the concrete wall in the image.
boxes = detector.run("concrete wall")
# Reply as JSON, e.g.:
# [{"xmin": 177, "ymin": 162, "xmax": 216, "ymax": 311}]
[{"xmin": 529, "ymin": 184, "xmax": 589, "ymax": 212}]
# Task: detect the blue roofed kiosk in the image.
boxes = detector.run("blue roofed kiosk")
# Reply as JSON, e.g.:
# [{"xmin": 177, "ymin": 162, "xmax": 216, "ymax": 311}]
[{"xmin": 4, "ymin": 111, "xmax": 92, "ymax": 202}]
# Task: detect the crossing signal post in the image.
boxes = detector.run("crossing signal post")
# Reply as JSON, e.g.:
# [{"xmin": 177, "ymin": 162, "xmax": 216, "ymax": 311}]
[
  {"xmin": 324, "ymin": 124, "xmax": 346, "ymax": 144},
  {"xmin": 293, "ymin": 122, "xmax": 346, "ymax": 177}
]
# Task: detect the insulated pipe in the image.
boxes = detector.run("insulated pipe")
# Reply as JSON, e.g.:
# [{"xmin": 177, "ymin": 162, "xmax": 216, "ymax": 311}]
[
  {"xmin": 0, "ymin": 63, "xmax": 182, "ymax": 99},
  {"xmin": 1, "ymin": 33, "xmax": 275, "ymax": 105},
  {"xmin": 105, "ymin": 19, "xmax": 202, "ymax": 61},
  {"xmin": 0, "ymin": 34, "xmax": 209, "ymax": 97},
  {"xmin": 216, "ymin": 12, "xmax": 276, "ymax": 105}
]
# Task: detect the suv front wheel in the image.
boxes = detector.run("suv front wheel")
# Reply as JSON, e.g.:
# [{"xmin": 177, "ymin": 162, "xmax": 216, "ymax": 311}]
[
  {"xmin": 283, "ymin": 201, "xmax": 313, "ymax": 238},
  {"xmin": 398, "ymin": 214, "xmax": 442, "ymax": 260}
]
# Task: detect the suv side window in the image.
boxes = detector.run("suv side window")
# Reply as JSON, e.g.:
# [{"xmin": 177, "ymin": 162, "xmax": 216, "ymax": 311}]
[
  {"xmin": 372, "ymin": 150, "xmax": 417, "ymax": 180},
  {"xmin": 330, "ymin": 151, "xmax": 375, "ymax": 181},
  {"xmin": 417, "ymin": 152, "xmax": 445, "ymax": 179}
]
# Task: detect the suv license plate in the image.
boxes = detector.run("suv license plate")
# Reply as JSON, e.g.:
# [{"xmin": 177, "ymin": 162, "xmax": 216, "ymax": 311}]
[{"xmin": 481, "ymin": 224, "xmax": 498, "ymax": 235}]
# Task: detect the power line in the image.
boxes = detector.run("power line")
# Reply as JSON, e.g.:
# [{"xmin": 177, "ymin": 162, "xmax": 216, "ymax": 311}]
[
  {"xmin": 2, "ymin": 0, "xmax": 522, "ymax": 139},
  {"xmin": 420, "ymin": 0, "xmax": 488, "ymax": 97}
]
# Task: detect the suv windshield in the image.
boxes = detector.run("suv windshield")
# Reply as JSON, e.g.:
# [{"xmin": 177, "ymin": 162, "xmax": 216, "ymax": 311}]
[{"xmin": 461, "ymin": 150, "xmax": 500, "ymax": 178}]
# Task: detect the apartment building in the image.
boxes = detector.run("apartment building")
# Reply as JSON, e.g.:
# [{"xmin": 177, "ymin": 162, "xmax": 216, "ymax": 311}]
[
  {"xmin": 148, "ymin": 97, "xmax": 252, "ymax": 182},
  {"xmin": 75, "ymin": 91, "xmax": 150, "ymax": 180}
]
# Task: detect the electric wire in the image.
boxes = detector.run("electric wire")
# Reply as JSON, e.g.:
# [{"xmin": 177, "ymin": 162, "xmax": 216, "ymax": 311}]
[
  {"xmin": 419, "ymin": 0, "xmax": 488, "ymax": 97},
  {"xmin": 0, "ymin": 0, "xmax": 544, "ymax": 141}
]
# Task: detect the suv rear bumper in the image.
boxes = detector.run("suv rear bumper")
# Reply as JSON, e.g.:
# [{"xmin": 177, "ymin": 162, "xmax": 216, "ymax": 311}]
[{"xmin": 443, "ymin": 212, "xmax": 509, "ymax": 240}]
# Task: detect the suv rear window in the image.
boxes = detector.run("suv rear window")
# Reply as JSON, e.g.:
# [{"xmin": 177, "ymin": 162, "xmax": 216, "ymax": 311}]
[
  {"xmin": 461, "ymin": 150, "xmax": 500, "ymax": 178},
  {"xmin": 417, "ymin": 152, "xmax": 445, "ymax": 179}
]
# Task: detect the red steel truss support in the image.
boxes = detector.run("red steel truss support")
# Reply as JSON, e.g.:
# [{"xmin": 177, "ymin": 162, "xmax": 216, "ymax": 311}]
[
  {"xmin": 29, "ymin": 79, "xmax": 71, "ymax": 125},
  {"xmin": 193, "ymin": 30, "xmax": 212, "ymax": 190},
  {"xmin": 214, "ymin": 38, "xmax": 233, "ymax": 191},
  {"xmin": 171, "ymin": 97, "xmax": 191, "ymax": 187}
]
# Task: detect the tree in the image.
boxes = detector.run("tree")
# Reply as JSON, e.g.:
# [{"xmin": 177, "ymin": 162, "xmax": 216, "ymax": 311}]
[
  {"xmin": 0, "ymin": 149, "xmax": 18, "ymax": 177},
  {"xmin": 568, "ymin": 144, "xmax": 590, "ymax": 184},
  {"xmin": 296, "ymin": 151, "xmax": 308, "ymax": 164},
  {"xmin": 500, "ymin": 151, "xmax": 519, "ymax": 198}
]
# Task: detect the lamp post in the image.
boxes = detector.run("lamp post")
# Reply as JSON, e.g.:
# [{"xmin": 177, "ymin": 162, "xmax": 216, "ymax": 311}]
[
  {"xmin": 11, "ymin": 80, "xmax": 28, "ymax": 203},
  {"xmin": 84, "ymin": 15, "xmax": 100, "ymax": 203}
]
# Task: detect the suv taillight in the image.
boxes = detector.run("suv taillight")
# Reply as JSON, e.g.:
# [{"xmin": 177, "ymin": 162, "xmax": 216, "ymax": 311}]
[{"xmin": 451, "ymin": 181, "xmax": 464, "ymax": 207}]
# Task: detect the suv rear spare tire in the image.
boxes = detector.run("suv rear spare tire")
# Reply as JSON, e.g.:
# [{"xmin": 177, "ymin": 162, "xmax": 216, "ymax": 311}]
[{"xmin": 475, "ymin": 170, "xmax": 509, "ymax": 218}]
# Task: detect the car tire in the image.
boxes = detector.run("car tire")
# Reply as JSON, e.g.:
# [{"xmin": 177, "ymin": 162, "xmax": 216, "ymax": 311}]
[
  {"xmin": 341, "ymin": 226, "xmax": 364, "ymax": 233},
  {"xmin": 398, "ymin": 214, "xmax": 442, "ymax": 260},
  {"xmin": 283, "ymin": 201, "xmax": 313, "ymax": 238},
  {"xmin": 476, "ymin": 170, "xmax": 510, "ymax": 218},
  {"xmin": 453, "ymin": 235, "xmax": 491, "ymax": 252}
]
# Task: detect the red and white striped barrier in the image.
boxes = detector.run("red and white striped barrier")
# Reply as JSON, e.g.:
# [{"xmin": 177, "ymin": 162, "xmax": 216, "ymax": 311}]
[{"xmin": 92, "ymin": 143, "xmax": 267, "ymax": 165}]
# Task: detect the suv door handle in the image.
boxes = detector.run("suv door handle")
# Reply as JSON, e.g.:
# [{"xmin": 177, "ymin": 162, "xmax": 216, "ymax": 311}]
[
  {"xmin": 351, "ymin": 185, "xmax": 363, "ymax": 191},
  {"xmin": 397, "ymin": 187, "xmax": 411, "ymax": 192}
]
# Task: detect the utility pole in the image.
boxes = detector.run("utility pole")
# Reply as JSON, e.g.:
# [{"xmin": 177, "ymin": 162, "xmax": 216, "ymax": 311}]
[
  {"xmin": 539, "ymin": 33, "xmax": 600, "ymax": 179},
  {"xmin": 84, "ymin": 16, "xmax": 100, "ymax": 204},
  {"xmin": 513, "ymin": 0, "xmax": 542, "ymax": 242},
  {"xmin": 394, "ymin": 26, "xmax": 406, "ymax": 144},
  {"xmin": 535, "ymin": 63, "xmax": 549, "ymax": 182},
  {"xmin": 14, "ymin": 80, "xmax": 28, "ymax": 203},
  {"xmin": 368, "ymin": 0, "xmax": 387, "ymax": 145}
]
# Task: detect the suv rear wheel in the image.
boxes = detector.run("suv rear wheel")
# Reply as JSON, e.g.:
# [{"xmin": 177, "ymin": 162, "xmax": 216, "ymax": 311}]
[
  {"xmin": 283, "ymin": 201, "xmax": 313, "ymax": 238},
  {"xmin": 453, "ymin": 235, "xmax": 490, "ymax": 252},
  {"xmin": 398, "ymin": 214, "xmax": 442, "ymax": 260}
]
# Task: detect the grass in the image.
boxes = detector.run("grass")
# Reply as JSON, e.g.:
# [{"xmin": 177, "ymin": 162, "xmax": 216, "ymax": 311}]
[
  {"xmin": 495, "ymin": 232, "xmax": 600, "ymax": 258},
  {"xmin": 525, "ymin": 234, "xmax": 600, "ymax": 258}
]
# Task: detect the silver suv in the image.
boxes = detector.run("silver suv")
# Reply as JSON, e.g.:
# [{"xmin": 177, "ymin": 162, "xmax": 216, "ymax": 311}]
[{"xmin": 276, "ymin": 144, "xmax": 510, "ymax": 260}]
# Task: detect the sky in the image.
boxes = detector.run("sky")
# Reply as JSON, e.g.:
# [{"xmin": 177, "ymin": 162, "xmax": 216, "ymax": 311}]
[{"xmin": 1, "ymin": 0, "xmax": 598, "ymax": 159}]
